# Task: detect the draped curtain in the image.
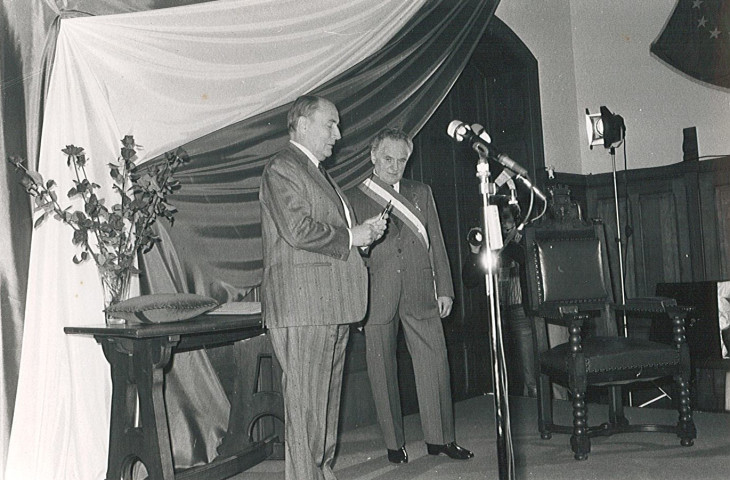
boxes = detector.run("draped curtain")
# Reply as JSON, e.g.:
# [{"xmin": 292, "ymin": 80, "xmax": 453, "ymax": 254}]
[
  {"xmin": 146, "ymin": 0, "xmax": 499, "ymax": 296},
  {"xmin": 1, "ymin": 0, "xmax": 497, "ymax": 479}
]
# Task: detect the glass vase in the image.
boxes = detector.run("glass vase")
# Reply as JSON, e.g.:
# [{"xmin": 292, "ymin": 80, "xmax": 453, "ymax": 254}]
[{"xmin": 99, "ymin": 268, "xmax": 131, "ymax": 325}]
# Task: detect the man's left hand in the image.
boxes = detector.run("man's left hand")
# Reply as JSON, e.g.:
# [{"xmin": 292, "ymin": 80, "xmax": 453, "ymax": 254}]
[{"xmin": 437, "ymin": 296, "xmax": 453, "ymax": 318}]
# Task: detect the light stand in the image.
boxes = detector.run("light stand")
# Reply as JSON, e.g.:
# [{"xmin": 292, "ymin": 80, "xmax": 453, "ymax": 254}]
[
  {"xmin": 586, "ymin": 107, "xmax": 628, "ymax": 331},
  {"xmin": 609, "ymin": 146, "xmax": 627, "ymax": 322},
  {"xmin": 586, "ymin": 107, "xmax": 670, "ymax": 407},
  {"xmin": 473, "ymin": 143, "xmax": 515, "ymax": 480}
]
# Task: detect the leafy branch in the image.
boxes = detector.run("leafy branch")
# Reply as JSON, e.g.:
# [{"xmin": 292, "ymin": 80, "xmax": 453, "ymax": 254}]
[{"xmin": 8, "ymin": 136, "xmax": 188, "ymax": 280}]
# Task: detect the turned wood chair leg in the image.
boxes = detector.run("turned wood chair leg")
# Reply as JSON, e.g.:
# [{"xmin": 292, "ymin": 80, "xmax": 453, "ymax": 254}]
[
  {"xmin": 675, "ymin": 375, "xmax": 696, "ymax": 446},
  {"xmin": 570, "ymin": 390, "xmax": 590, "ymax": 460}
]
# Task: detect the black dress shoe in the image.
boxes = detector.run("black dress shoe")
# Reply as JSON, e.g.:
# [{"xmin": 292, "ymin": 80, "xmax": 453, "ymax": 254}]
[
  {"xmin": 387, "ymin": 446, "xmax": 408, "ymax": 464},
  {"xmin": 426, "ymin": 441, "xmax": 474, "ymax": 460}
]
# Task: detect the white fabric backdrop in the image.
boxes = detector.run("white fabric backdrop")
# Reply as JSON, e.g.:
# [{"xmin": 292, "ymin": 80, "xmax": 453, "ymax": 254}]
[{"xmin": 5, "ymin": 1, "xmax": 424, "ymax": 478}]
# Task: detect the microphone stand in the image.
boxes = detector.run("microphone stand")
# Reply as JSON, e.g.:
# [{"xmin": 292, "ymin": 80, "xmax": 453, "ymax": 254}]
[{"xmin": 474, "ymin": 145, "xmax": 515, "ymax": 480}]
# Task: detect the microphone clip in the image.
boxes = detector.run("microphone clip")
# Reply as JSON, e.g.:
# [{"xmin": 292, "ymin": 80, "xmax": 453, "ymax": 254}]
[{"xmin": 473, "ymin": 142, "xmax": 489, "ymax": 159}]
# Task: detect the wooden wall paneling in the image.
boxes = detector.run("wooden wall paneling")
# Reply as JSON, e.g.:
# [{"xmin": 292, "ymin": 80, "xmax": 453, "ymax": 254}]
[
  {"xmin": 622, "ymin": 193, "xmax": 638, "ymax": 299},
  {"xmin": 669, "ymin": 176, "xmax": 694, "ymax": 282},
  {"xmin": 635, "ymin": 191, "xmax": 682, "ymax": 293},
  {"xmin": 682, "ymin": 165, "xmax": 705, "ymax": 280},
  {"xmin": 699, "ymin": 168, "xmax": 721, "ymax": 280},
  {"xmin": 633, "ymin": 191, "xmax": 661, "ymax": 296},
  {"xmin": 628, "ymin": 167, "xmax": 697, "ymax": 290},
  {"xmin": 713, "ymin": 184, "xmax": 730, "ymax": 279},
  {"xmin": 584, "ymin": 163, "xmax": 700, "ymax": 298},
  {"xmin": 700, "ymin": 158, "xmax": 730, "ymax": 280}
]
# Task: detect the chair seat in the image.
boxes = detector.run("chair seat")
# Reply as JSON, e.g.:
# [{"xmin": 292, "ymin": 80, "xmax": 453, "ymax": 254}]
[{"xmin": 542, "ymin": 336, "xmax": 681, "ymax": 376}]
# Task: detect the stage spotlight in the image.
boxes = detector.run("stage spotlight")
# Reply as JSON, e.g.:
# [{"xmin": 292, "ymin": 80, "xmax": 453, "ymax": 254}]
[{"xmin": 585, "ymin": 106, "xmax": 626, "ymax": 149}]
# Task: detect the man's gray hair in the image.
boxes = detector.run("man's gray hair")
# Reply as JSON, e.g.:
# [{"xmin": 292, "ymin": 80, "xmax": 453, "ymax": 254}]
[
  {"xmin": 370, "ymin": 127, "xmax": 413, "ymax": 157},
  {"xmin": 287, "ymin": 95, "xmax": 327, "ymax": 133}
]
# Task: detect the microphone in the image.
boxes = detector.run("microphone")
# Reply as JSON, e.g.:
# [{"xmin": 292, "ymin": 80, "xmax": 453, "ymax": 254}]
[
  {"xmin": 494, "ymin": 169, "xmax": 519, "ymax": 207},
  {"xmin": 447, "ymin": 120, "xmax": 547, "ymax": 203},
  {"xmin": 494, "ymin": 167, "xmax": 514, "ymax": 188},
  {"xmin": 494, "ymin": 161, "xmax": 547, "ymax": 204},
  {"xmin": 506, "ymin": 178, "xmax": 519, "ymax": 205},
  {"xmin": 447, "ymin": 120, "xmax": 529, "ymax": 177},
  {"xmin": 447, "ymin": 120, "xmax": 485, "ymax": 146},
  {"xmin": 446, "ymin": 119, "xmax": 471, "ymax": 142},
  {"xmin": 471, "ymin": 123, "xmax": 530, "ymax": 178},
  {"xmin": 470, "ymin": 123, "xmax": 492, "ymax": 144}
]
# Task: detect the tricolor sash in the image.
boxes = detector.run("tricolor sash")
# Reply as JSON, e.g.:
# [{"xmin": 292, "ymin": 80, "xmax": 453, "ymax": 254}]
[{"xmin": 358, "ymin": 175, "xmax": 430, "ymax": 251}]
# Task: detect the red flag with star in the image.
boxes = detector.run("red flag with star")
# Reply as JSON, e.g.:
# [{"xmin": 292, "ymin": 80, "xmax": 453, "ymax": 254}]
[{"xmin": 651, "ymin": 0, "xmax": 730, "ymax": 89}]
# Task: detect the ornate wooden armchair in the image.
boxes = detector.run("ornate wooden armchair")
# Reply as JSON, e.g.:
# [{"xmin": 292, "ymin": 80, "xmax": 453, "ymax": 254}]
[{"xmin": 522, "ymin": 220, "xmax": 696, "ymax": 460}]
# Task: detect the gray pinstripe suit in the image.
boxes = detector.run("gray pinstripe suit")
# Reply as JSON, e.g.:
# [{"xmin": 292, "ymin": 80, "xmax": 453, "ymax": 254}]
[
  {"xmin": 260, "ymin": 143, "xmax": 367, "ymax": 479},
  {"xmin": 348, "ymin": 177, "xmax": 456, "ymax": 449}
]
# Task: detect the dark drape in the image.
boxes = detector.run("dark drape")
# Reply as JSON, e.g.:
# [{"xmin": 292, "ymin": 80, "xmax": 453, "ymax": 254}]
[
  {"xmin": 651, "ymin": 0, "xmax": 730, "ymax": 90},
  {"xmin": 143, "ymin": 0, "xmax": 500, "ymax": 299}
]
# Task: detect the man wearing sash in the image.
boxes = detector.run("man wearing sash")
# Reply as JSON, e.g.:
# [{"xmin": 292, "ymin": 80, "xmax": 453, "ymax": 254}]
[{"xmin": 348, "ymin": 128, "xmax": 473, "ymax": 464}]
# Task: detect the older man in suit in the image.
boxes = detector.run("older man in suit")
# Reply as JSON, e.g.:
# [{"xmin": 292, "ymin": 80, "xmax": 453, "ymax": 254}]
[
  {"xmin": 259, "ymin": 95, "xmax": 387, "ymax": 480},
  {"xmin": 348, "ymin": 128, "xmax": 473, "ymax": 464}
]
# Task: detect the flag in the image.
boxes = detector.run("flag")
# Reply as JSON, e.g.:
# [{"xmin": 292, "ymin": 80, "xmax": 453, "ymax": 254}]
[{"xmin": 651, "ymin": 0, "xmax": 730, "ymax": 89}]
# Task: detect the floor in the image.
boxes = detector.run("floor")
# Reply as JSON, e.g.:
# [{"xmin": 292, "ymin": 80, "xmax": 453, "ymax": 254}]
[{"xmin": 231, "ymin": 393, "xmax": 730, "ymax": 480}]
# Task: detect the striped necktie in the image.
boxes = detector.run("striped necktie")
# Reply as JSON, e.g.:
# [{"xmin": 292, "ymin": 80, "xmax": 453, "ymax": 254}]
[
  {"xmin": 318, "ymin": 163, "xmax": 346, "ymax": 219},
  {"xmin": 318, "ymin": 162, "xmax": 339, "ymax": 194}
]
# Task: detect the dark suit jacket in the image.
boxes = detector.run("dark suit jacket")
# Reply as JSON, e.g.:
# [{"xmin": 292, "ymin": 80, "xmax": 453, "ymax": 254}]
[
  {"xmin": 259, "ymin": 143, "xmax": 367, "ymax": 328},
  {"xmin": 348, "ymin": 177, "xmax": 454, "ymax": 324}
]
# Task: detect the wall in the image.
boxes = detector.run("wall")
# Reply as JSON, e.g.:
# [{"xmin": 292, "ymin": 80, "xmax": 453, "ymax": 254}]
[
  {"xmin": 497, "ymin": 0, "xmax": 730, "ymax": 175},
  {"xmin": 495, "ymin": 0, "xmax": 581, "ymax": 174}
]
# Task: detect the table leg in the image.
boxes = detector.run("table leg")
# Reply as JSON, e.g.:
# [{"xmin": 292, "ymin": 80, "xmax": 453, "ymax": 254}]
[{"xmin": 101, "ymin": 337, "xmax": 177, "ymax": 480}]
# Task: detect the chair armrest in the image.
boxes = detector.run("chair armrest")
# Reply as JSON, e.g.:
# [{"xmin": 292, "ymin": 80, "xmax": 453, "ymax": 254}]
[
  {"xmin": 664, "ymin": 305, "xmax": 691, "ymax": 350},
  {"xmin": 538, "ymin": 303, "xmax": 602, "ymax": 328},
  {"xmin": 616, "ymin": 297, "xmax": 691, "ymax": 349},
  {"xmin": 617, "ymin": 296, "xmax": 677, "ymax": 313}
]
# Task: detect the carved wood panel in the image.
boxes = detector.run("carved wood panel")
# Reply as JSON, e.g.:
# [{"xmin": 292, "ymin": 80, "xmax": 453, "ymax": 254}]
[
  {"xmin": 713, "ymin": 184, "xmax": 730, "ymax": 279},
  {"xmin": 554, "ymin": 156, "xmax": 730, "ymax": 301}
]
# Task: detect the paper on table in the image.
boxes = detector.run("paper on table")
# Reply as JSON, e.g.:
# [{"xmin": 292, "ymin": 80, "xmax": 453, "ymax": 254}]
[{"xmin": 207, "ymin": 301, "xmax": 262, "ymax": 315}]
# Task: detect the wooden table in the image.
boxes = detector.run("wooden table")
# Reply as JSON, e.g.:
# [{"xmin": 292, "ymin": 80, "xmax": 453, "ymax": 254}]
[{"xmin": 65, "ymin": 313, "xmax": 277, "ymax": 480}]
